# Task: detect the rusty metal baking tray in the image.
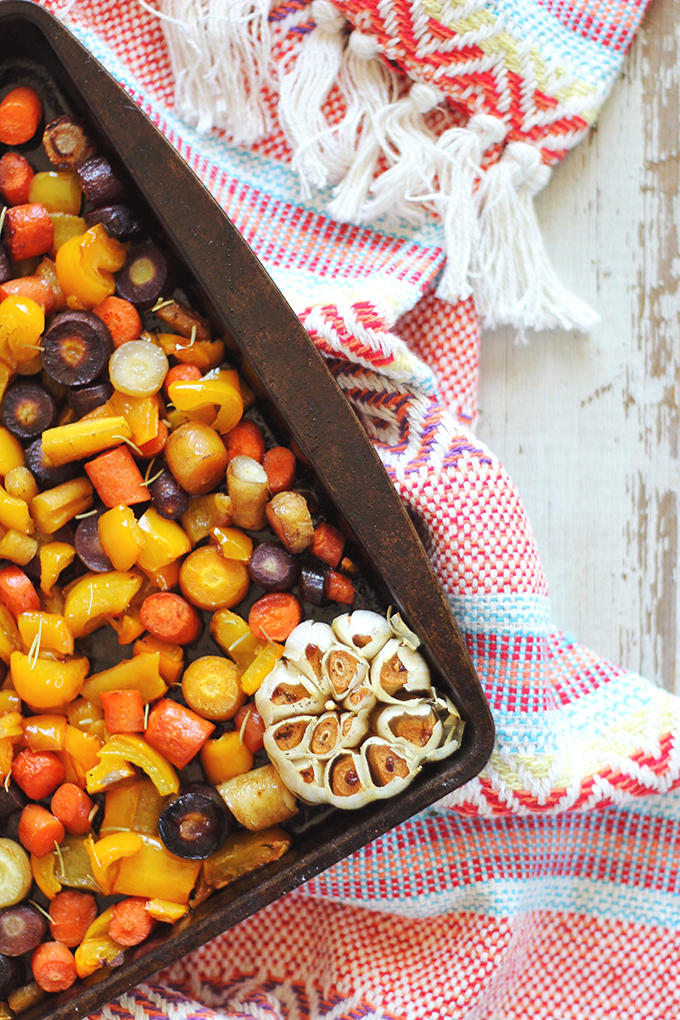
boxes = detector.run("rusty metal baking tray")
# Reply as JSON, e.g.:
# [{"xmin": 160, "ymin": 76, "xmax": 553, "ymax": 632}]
[{"xmin": 0, "ymin": 3, "xmax": 494, "ymax": 1017}]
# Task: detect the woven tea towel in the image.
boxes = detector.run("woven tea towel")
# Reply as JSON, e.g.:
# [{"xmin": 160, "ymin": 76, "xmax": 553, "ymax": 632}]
[{"xmin": 33, "ymin": 0, "xmax": 680, "ymax": 1018}]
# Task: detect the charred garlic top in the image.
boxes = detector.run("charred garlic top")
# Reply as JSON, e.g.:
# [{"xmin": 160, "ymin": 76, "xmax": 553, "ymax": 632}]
[{"xmin": 255, "ymin": 610, "xmax": 464, "ymax": 809}]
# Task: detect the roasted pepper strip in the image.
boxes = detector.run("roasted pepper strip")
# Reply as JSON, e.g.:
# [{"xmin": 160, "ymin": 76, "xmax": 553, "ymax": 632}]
[
  {"xmin": 85, "ymin": 756, "xmax": 137, "ymax": 795},
  {"xmin": 81, "ymin": 652, "xmax": 167, "ymax": 706},
  {"xmin": 168, "ymin": 368, "xmax": 243, "ymax": 434},
  {"xmin": 112, "ymin": 833, "xmax": 200, "ymax": 902},
  {"xmin": 31, "ymin": 851, "xmax": 61, "ymax": 900},
  {"xmin": 74, "ymin": 905, "xmax": 126, "ymax": 979},
  {"xmin": 10, "ymin": 652, "xmax": 88, "ymax": 710},
  {"xmin": 97, "ymin": 734, "xmax": 179, "ymax": 796},
  {"xmin": 84, "ymin": 831, "xmax": 143, "ymax": 895},
  {"xmin": 64, "ymin": 570, "xmax": 142, "ymax": 638},
  {"xmin": 145, "ymin": 898, "xmax": 189, "ymax": 923}
]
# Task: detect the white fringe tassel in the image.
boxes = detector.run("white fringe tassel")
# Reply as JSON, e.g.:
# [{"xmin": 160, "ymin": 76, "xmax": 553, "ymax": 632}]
[
  {"xmin": 278, "ymin": 0, "xmax": 347, "ymax": 195},
  {"xmin": 472, "ymin": 141, "xmax": 599, "ymax": 332},
  {"xmin": 328, "ymin": 31, "xmax": 400, "ymax": 224},
  {"xmin": 429, "ymin": 113, "xmax": 507, "ymax": 303},
  {"xmin": 149, "ymin": 0, "xmax": 275, "ymax": 143}
]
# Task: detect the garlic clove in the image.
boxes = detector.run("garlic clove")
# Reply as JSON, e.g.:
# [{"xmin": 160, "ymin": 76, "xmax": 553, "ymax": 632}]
[
  {"xmin": 321, "ymin": 644, "xmax": 368, "ymax": 699},
  {"xmin": 338, "ymin": 710, "xmax": 369, "ymax": 749},
  {"xmin": 324, "ymin": 750, "xmax": 372, "ymax": 808},
  {"xmin": 332, "ymin": 610, "xmax": 392, "ymax": 660},
  {"xmin": 309, "ymin": 711, "xmax": 342, "ymax": 759},
  {"xmin": 369, "ymin": 638, "xmax": 432, "ymax": 703},
  {"xmin": 362, "ymin": 736, "xmax": 419, "ymax": 797},
  {"xmin": 272, "ymin": 755, "xmax": 327, "ymax": 805},
  {"xmin": 371, "ymin": 702, "xmax": 442, "ymax": 761},
  {"xmin": 266, "ymin": 715, "xmax": 315, "ymax": 757},
  {"xmin": 283, "ymin": 620, "xmax": 335, "ymax": 687},
  {"xmin": 255, "ymin": 662, "xmax": 327, "ymax": 725},
  {"xmin": 342, "ymin": 684, "xmax": 377, "ymax": 714}
]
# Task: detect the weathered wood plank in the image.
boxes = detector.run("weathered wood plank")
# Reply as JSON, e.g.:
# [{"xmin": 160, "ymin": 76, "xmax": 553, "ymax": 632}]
[{"xmin": 476, "ymin": 0, "xmax": 680, "ymax": 691}]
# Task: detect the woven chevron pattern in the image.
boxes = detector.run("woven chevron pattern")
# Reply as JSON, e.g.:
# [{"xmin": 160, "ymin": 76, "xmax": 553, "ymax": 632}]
[{"xmin": 34, "ymin": 1, "xmax": 680, "ymax": 1018}]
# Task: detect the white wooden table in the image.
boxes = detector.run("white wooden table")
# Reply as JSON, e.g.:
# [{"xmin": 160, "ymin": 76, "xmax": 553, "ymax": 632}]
[{"xmin": 476, "ymin": 0, "xmax": 680, "ymax": 692}]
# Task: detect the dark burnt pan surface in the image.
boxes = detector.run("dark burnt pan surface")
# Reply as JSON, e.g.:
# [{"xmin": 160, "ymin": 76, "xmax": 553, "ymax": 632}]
[{"xmin": 0, "ymin": 3, "xmax": 494, "ymax": 1018}]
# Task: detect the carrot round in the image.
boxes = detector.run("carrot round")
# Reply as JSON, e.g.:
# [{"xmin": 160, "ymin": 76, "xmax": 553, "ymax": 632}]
[
  {"xmin": 108, "ymin": 897, "xmax": 156, "ymax": 947},
  {"xmin": 262, "ymin": 446, "xmax": 296, "ymax": 495},
  {"xmin": 248, "ymin": 592, "xmax": 302, "ymax": 642},
  {"xmin": 93, "ymin": 296, "xmax": 142, "ymax": 348},
  {"xmin": 31, "ymin": 941, "xmax": 77, "ymax": 993},
  {"xmin": 49, "ymin": 891, "xmax": 98, "ymax": 948},
  {"xmin": 163, "ymin": 363, "xmax": 201, "ymax": 400},
  {"xmin": 50, "ymin": 783, "xmax": 93, "ymax": 835},
  {"xmin": 144, "ymin": 697, "xmax": 214, "ymax": 769},
  {"xmin": 0, "ymin": 276, "xmax": 55, "ymax": 315},
  {"xmin": 17, "ymin": 803, "xmax": 65, "ymax": 857},
  {"xmin": 100, "ymin": 689, "xmax": 145, "ymax": 733},
  {"xmin": 138, "ymin": 420, "xmax": 169, "ymax": 458},
  {"xmin": 12, "ymin": 749, "xmax": 66, "ymax": 800},
  {"xmin": 3, "ymin": 203, "xmax": 53, "ymax": 261},
  {"xmin": 0, "ymin": 152, "xmax": 34, "ymax": 206},
  {"xmin": 139, "ymin": 592, "xmax": 202, "ymax": 646},
  {"xmin": 0, "ymin": 88, "xmax": 43, "ymax": 146},
  {"xmin": 0, "ymin": 565, "xmax": 41, "ymax": 618},
  {"xmin": 225, "ymin": 419, "xmax": 265, "ymax": 464}
]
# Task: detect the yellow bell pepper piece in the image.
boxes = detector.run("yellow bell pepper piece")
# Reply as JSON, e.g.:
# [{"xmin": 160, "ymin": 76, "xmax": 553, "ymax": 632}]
[
  {"xmin": 23, "ymin": 714, "xmax": 66, "ymax": 752},
  {"xmin": 64, "ymin": 570, "xmax": 142, "ymax": 638},
  {"xmin": 113, "ymin": 833, "xmax": 200, "ymax": 902},
  {"xmin": 10, "ymin": 652, "xmax": 88, "ymax": 710},
  {"xmin": 84, "ymin": 831, "xmax": 143, "ymax": 895},
  {"xmin": 67, "ymin": 697, "xmax": 104, "ymax": 736},
  {"xmin": 240, "ymin": 642, "xmax": 284, "ymax": 696},
  {"xmin": 0, "ymin": 528, "xmax": 37, "ymax": 566},
  {"xmin": 0, "ymin": 604, "xmax": 20, "ymax": 666},
  {"xmin": 98, "ymin": 505, "xmax": 145, "ymax": 571},
  {"xmin": 0, "ymin": 295, "xmax": 44, "ymax": 366},
  {"xmin": 31, "ymin": 479, "xmax": 93, "ymax": 534},
  {"xmin": 85, "ymin": 756, "xmax": 137, "ymax": 794},
  {"xmin": 200, "ymin": 731, "xmax": 254, "ymax": 785},
  {"xmin": 29, "ymin": 171, "xmax": 82, "ymax": 215},
  {"xmin": 156, "ymin": 332, "xmax": 225, "ymax": 372},
  {"xmin": 18, "ymin": 612, "xmax": 74, "ymax": 658},
  {"xmin": 65, "ymin": 724, "xmax": 102, "ymax": 774},
  {"xmin": 168, "ymin": 368, "xmax": 242, "ymax": 434},
  {"xmin": 210, "ymin": 527, "xmax": 252, "ymax": 562},
  {"xmin": 108, "ymin": 606, "xmax": 145, "ymax": 645},
  {"xmin": 109, "ymin": 391, "xmax": 159, "ymax": 447},
  {"xmin": 55, "ymin": 225, "xmax": 127, "ymax": 309},
  {"xmin": 145, "ymin": 898, "xmax": 188, "ymax": 923},
  {"xmin": 0, "ymin": 712, "xmax": 23, "ymax": 740},
  {"xmin": 40, "ymin": 542, "xmax": 76, "ymax": 595},
  {"xmin": 0, "ymin": 691, "xmax": 20, "ymax": 714},
  {"xmin": 133, "ymin": 636, "xmax": 183, "ymax": 684},
  {"xmin": 98, "ymin": 734, "xmax": 179, "ymax": 796},
  {"xmin": 210, "ymin": 608, "xmax": 264, "ymax": 669},
  {"xmin": 31, "ymin": 851, "xmax": 61, "ymax": 900},
  {"xmin": 100, "ymin": 780, "xmax": 141, "ymax": 834},
  {"xmin": 0, "ymin": 487, "xmax": 33, "ymax": 535},
  {"xmin": 0, "ymin": 429, "xmax": 24, "ymax": 480},
  {"xmin": 81, "ymin": 652, "xmax": 167, "ymax": 705},
  {"xmin": 41, "ymin": 417, "xmax": 133, "ymax": 467},
  {"xmin": 74, "ymin": 905, "xmax": 125, "ymax": 978},
  {"xmin": 0, "ymin": 736, "xmax": 12, "ymax": 780},
  {"xmin": 136, "ymin": 508, "xmax": 191, "ymax": 572},
  {"xmin": 130, "ymin": 779, "xmax": 166, "ymax": 836}
]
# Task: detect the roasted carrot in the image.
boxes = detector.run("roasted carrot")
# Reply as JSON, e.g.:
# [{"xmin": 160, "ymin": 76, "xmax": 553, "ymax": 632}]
[
  {"xmin": 108, "ymin": 898, "xmax": 156, "ymax": 947},
  {"xmin": 50, "ymin": 783, "xmax": 93, "ymax": 835},
  {"xmin": 84, "ymin": 445, "xmax": 149, "ymax": 507},
  {"xmin": 233, "ymin": 704, "xmax": 265, "ymax": 753},
  {"xmin": 17, "ymin": 803, "xmax": 65, "ymax": 857},
  {"xmin": 145, "ymin": 697, "xmax": 215, "ymax": 769},
  {"xmin": 31, "ymin": 941, "xmax": 77, "ymax": 993},
  {"xmin": 310, "ymin": 522, "xmax": 345, "ymax": 568},
  {"xmin": 93, "ymin": 296, "xmax": 142, "ymax": 348},
  {"xmin": 3, "ymin": 203, "xmax": 54, "ymax": 261},
  {"xmin": 248, "ymin": 592, "xmax": 302, "ymax": 642},
  {"xmin": 324, "ymin": 569, "xmax": 355, "ymax": 605},
  {"xmin": 12, "ymin": 749, "xmax": 66, "ymax": 800},
  {"xmin": 0, "ymin": 88, "xmax": 43, "ymax": 146},
  {"xmin": 0, "ymin": 152, "xmax": 34, "ymax": 206},
  {"xmin": 0, "ymin": 565, "xmax": 41, "ymax": 618},
  {"xmin": 262, "ymin": 446, "xmax": 296, "ymax": 495},
  {"xmin": 49, "ymin": 891, "xmax": 98, "ymax": 948},
  {"xmin": 224, "ymin": 419, "xmax": 265, "ymax": 464},
  {"xmin": 139, "ymin": 592, "xmax": 202, "ymax": 646},
  {"xmin": 163, "ymin": 363, "xmax": 201, "ymax": 400},
  {"xmin": 0, "ymin": 276, "xmax": 55, "ymax": 315},
  {"xmin": 100, "ymin": 689, "xmax": 145, "ymax": 733},
  {"xmin": 137, "ymin": 420, "xmax": 168, "ymax": 458}
]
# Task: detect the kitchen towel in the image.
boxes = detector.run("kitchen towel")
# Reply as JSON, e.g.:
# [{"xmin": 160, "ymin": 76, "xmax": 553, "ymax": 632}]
[{"xmin": 37, "ymin": 1, "xmax": 680, "ymax": 1017}]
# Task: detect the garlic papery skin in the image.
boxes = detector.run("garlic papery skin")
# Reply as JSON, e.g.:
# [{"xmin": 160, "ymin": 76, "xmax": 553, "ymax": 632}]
[
  {"xmin": 342, "ymin": 684, "xmax": 377, "ymax": 714},
  {"xmin": 332, "ymin": 610, "xmax": 392, "ymax": 660},
  {"xmin": 339, "ymin": 710, "xmax": 370, "ymax": 749},
  {"xmin": 275, "ymin": 755, "xmax": 327, "ymax": 804},
  {"xmin": 369, "ymin": 638, "xmax": 432, "ymax": 703},
  {"xmin": 426, "ymin": 695, "xmax": 465, "ymax": 761},
  {"xmin": 283, "ymin": 620, "xmax": 336, "ymax": 688}
]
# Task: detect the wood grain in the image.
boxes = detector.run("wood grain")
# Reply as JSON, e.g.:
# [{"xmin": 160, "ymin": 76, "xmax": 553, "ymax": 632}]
[{"xmin": 477, "ymin": 0, "xmax": 680, "ymax": 691}]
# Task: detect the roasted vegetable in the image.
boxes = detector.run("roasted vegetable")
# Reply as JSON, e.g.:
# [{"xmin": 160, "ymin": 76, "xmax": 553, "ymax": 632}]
[{"xmin": 158, "ymin": 785, "xmax": 230, "ymax": 859}]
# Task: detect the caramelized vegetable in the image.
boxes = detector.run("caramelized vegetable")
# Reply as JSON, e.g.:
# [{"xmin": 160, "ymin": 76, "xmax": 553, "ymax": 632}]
[{"xmin": 164, "ymin": 422, "xmax": 228, "ymax": 496}]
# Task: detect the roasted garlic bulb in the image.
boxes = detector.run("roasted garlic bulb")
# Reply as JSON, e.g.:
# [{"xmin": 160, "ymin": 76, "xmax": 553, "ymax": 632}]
[{"xmin": 255, "ymin": 610, "xmax": 464, "ymax": 809}]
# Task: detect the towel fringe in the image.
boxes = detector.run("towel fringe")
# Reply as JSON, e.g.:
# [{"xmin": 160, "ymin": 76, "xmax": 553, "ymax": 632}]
[{"xmin": 472, "ymin": 142, "xmax": 599, "ymax": 332}]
